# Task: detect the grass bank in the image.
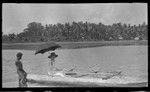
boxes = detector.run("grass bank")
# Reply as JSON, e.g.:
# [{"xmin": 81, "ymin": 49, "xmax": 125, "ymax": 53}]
[{"xmin": 2, "ymin": 40, "xmax": 148, "ymax": 50}]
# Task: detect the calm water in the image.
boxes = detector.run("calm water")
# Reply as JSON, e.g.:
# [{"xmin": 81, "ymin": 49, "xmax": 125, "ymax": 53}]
[{"xmin": 2, "ymin": 46, "xmax": 148, "ymax": 87}]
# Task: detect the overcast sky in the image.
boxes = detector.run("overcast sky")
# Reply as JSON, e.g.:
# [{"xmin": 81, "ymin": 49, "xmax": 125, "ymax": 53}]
[{"xmin": 2, "ymin": 3, "xmax": 147, "ymax": 34}]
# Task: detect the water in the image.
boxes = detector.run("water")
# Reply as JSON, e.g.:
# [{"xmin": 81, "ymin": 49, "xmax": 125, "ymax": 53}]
[{"xmin": 2, "ymin": 46, "xmax": 148, "ymax": 87}]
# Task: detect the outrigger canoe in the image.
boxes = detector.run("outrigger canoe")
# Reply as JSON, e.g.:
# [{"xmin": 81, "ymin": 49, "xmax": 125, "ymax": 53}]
[{"xmin": 27, "ymin": 72, "xmax": 148, "ymax": 87}]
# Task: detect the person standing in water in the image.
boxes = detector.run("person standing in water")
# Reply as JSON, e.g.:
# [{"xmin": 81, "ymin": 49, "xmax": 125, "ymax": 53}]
[
  {"xmin": 15, "ymin": 52, "xmax": 27, "ymax": 87},
  {"xmin": 47, "ymin": 52, "xmax": 58, "ymax": 76}
]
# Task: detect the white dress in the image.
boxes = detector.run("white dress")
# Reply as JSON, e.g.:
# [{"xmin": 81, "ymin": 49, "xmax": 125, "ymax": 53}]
[
  {"xmin": 48, "ymin": 59, "xmax": 55, "ymax": 76},
  {"xmin": 48, "ymin": 58, "xmax": 65, "ymax": 77}
]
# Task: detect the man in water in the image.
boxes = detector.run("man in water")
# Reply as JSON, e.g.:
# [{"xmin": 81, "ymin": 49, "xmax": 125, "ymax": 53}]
[{"xmin": 15, "ymin": 52, "xmax": 27, "ymax": 87}]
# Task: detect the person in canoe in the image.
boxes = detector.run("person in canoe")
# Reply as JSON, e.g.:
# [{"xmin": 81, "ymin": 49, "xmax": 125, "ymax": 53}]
[
  {"xmin": 15, "ymin": 52, "xmax": 27, "ymax": 87},
  {"xmin": 47, "ymin": 52, "xmax": 58, "ymax": 76}
]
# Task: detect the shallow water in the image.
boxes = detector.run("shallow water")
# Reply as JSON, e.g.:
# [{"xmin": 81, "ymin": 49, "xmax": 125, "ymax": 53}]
[{"xmin": 2, "ymin": 46, "xmax": 148, "ymax": 87}]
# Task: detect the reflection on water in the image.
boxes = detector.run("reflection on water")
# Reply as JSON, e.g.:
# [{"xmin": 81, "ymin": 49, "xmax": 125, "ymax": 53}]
[{"xmin": 2, "ymin": 46, "xmax": 148, "ymax": 87}]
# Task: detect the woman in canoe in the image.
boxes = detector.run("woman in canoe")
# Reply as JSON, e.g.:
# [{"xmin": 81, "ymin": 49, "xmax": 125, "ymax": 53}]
[
  {"xmin": 47, "ymin": 52, "xmax": 77, "ymax": 77},
  {"xmin": 15, "ymin": 52, "xmax": 27, "ymax": 87},
  {"xmin": 48, "ymin": 52, "xmax": 58, "ymax": 76}
]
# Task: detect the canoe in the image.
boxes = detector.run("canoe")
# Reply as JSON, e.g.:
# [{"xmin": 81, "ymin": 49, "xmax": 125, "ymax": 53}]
[{"xmin": 27, "ymin": 73, "xmax": 148, "ymax": 87}]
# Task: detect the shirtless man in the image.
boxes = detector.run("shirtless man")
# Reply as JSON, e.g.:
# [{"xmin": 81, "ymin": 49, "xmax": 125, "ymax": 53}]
[{"xmin": 15, "ymin": 52, "xmax": 27, "ymax": 87}]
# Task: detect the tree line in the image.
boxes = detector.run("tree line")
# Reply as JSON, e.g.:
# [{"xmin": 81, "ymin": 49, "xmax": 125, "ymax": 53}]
[{"xmin": 2, "ymin": 21, "xmax": 148, "ymax": 43}]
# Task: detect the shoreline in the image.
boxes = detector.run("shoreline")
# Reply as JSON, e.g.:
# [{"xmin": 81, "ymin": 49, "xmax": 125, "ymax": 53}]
[{"xmin": 2, "ymin": 40, "xmax": 148, "ymax": 50}]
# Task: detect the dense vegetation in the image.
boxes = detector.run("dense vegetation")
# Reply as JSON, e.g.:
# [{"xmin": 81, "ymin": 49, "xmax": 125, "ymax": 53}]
[{"xmin": 2, "ymin": 21, "xmax": 148, "ymax": 43}]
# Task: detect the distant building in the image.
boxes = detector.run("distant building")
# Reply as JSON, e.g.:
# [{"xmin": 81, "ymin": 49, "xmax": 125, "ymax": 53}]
[
  {"xmin": 134, "ymin": 37, "xmax": 139, "ymax": 40},
  {"xmin": 82, "ymin": 36, "xmax": 84, "ymax": 40},
  {"xmin": 109, "ymin": 37, "xmax": 113, "ymax": 40},
  {"xmin": 118, "ymin": 36, "xmax": 123, "ymax": 40},
  {"xmin": 117, "ymin": 35, "xmax": 123, "ymax": 40}
]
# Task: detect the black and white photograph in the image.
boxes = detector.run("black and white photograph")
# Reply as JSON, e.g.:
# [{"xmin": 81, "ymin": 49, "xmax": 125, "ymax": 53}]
[{"xmin": 2, "ymin": 3, "xmax": 148, "ymax": 88}]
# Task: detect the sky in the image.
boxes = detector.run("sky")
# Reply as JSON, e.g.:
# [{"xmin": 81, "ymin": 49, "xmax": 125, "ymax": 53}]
[{"xmin": 2, "ymin": 3, "xmax": 147, "ymax": 34}]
